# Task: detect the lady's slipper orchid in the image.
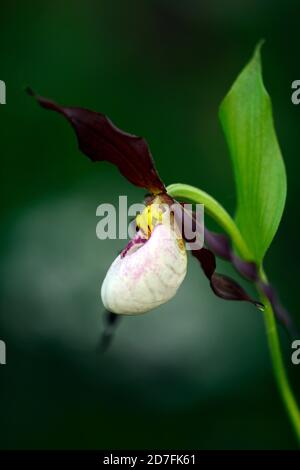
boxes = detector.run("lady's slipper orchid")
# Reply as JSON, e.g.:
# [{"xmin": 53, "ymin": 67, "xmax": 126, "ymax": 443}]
[
  {"xmin": 101, "ymin": 197, "xmax": 187, "ymax": 314},
  {"xmin": 28, "ymin": 89, "xmax": 261, "ymax": 317}
]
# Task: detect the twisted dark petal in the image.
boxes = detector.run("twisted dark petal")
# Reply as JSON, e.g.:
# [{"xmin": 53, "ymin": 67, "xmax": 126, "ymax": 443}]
[
  {"xmin": 204, "ymin": 228, "xmax": 231, "ymax": 260},
  {"xmin": 204, "ymin": 228, "xmax": 258, "ymax": 281},
  {"xmin": 203, "ymin": 226, "xmax": 296, "ymax": 335},
  {"xmin": 210, "ymin": 273, "xmax": 262, "ymax": 307},
  {"xmin": 172, "ymin": 203, "xmax": 261, "ymax": 307},
  {"xmin": 173, "ymin": 204, "xmax": 296, "ymax": 329},
  {"xmin": 192, "ymin": 248, "xmax": 216, "ymax": 279},
  {"xmin": 231, "ymin": 253, "xmax": 258, "ymax": 282},
  {"xmin": 191, "ymin": 246, "xmax": 261, "ymax": 307},
  {"xmin": 27, "ymin": 89, "xmax": 165, "ymax": 193},
  {"xmin": 259, "ymin": 282, "xmax": 299, "ymax": 338}
]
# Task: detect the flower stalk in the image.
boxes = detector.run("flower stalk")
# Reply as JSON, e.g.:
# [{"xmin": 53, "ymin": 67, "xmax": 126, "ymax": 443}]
[
  {"xmin": 258, "ymin": 270, "xmax": 300, "ymax": 444},
  {"xmin": 167, "ymin": 183, "xmax": 300, "ymax": 445}
]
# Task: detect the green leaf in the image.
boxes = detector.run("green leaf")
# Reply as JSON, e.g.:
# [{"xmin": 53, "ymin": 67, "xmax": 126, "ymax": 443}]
[{"xmin": 219, "ymin": 42, "xmax": 287, "ymax": 263}]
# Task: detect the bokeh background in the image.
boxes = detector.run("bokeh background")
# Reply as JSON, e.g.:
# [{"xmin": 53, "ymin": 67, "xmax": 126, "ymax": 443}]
[{"xmin": 0, "ymin": 0, "xmax": 299, "ymax": 450}]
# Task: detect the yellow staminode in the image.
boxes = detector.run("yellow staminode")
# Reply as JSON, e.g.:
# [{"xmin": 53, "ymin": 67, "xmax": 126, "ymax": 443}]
[{"xmin": 136, "ymin": 204, "xmax": 163, "ymax": 237}]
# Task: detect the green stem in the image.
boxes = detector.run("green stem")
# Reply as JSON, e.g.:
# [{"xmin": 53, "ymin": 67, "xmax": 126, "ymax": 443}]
[
  {"xmin": 167, "ymin": 183, "xmax": 253, "ymax": 260},
  {"xmin": 167, "ymin": 182, "xmax": 300, "ymax": 445},
  {"xmin": 258, "ymin": 270, "xmax": 300, "ymax": 445}
]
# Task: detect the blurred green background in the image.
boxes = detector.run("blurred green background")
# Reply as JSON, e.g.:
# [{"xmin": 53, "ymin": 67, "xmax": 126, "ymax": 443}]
[{"xmin": 0, "ymin": 0, "xmax": 299, "ymax": 450}]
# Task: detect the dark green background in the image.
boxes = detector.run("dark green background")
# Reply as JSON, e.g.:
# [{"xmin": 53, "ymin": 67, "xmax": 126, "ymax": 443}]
[{"xmin": 0, "ymin": 0, "xmax": 299, "ymax": 449}]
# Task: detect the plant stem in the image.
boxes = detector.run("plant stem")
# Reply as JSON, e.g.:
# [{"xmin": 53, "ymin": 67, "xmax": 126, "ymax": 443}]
[
  {"xmin": 167, "ymin": 183, "xmax": 253, "ymax": 260},
  {"xmin": 257, "ymin": 271, "xmax": 300, "ymax": 445},
  {"xmin": 167, "ymin": 182, "xmax": 300, "ymax": 445}
]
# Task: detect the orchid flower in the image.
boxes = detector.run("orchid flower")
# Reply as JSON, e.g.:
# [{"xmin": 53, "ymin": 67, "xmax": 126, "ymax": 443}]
[
  {"xmin": 27, "ymin": 89, "xmax": 263, "ymax": 317},
  {"xmin": 27, "ymin": 43, "xmax": 300, "ymax": 444}
]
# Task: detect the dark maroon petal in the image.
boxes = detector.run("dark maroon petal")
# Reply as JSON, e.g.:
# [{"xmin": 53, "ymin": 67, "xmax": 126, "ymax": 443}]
[
  {"xmin": 172, "ymin": 203, "xmax": 262, "ymax": 308},
  {"xmin": 204, "ymin": 228, "xmax": 258, "ymax": 281},
  {"xmin": 204, "ymin": 228, "xmax": 231, "ymax": 260},
  {"xmin": 201, "ymin": 221, "xmax": 295, "ymax": 332},
  {"xmin": 192, "ymin": 247, "xmax": 262, "ymax": 308},
  {"xmin": 210, "ymin": 273, "xmax": 263, "ymax": 307},
  {"xmin": 231, "ymin": 254, "xmax": 258, "ymax": 282},
  {"xmin": 27, "ymin": 88, "xmax": 165, "ymax": 193},
  {"xmin": 181, "ymin": 210, "xmax": 259, "ymax": 281},
  {"xmin": 192, "ymin": 248, "xmax": 216, "ymax": 279}
]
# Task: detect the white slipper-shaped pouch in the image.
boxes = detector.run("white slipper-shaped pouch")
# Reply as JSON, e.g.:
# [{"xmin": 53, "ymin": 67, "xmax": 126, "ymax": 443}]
[{"xmin": 101, "ymin": 221, "xmax": 187, "ymax": 315}]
